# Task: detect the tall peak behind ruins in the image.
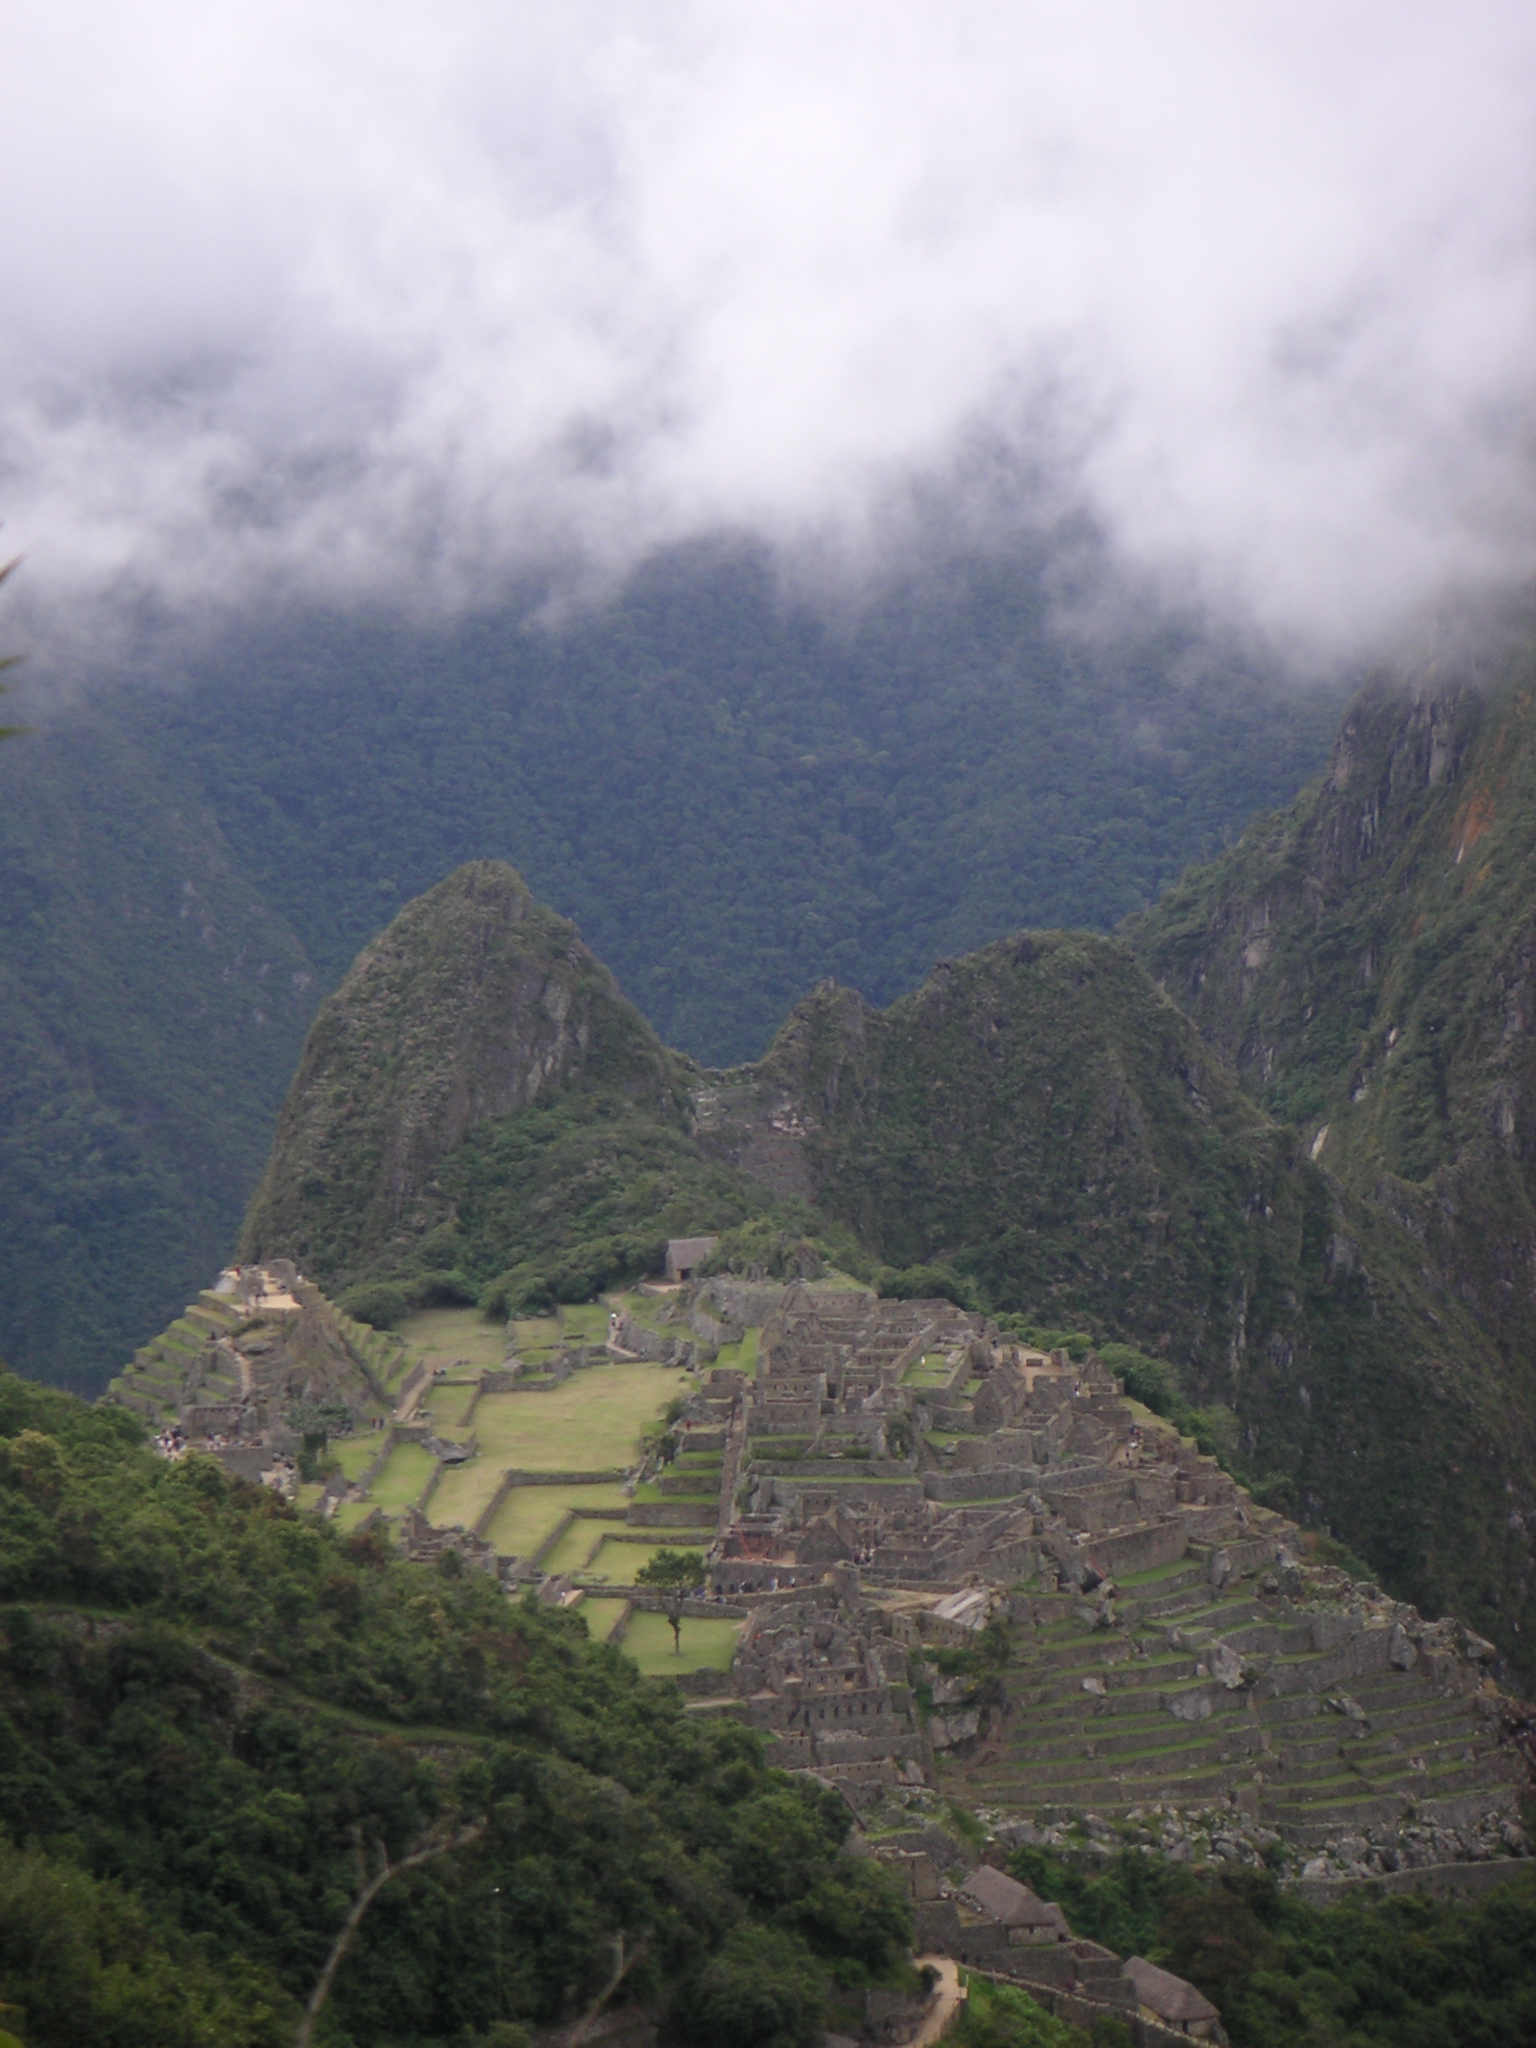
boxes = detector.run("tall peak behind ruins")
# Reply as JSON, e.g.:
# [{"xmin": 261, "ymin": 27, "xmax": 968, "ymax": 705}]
[{"xmin": 240, "ymin": 860, "xmax": 686, "ymax": 1292}]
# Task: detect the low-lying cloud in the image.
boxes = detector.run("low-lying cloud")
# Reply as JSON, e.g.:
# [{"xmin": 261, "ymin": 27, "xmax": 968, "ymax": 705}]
[{"xmin": 2, "ymin": 1, "xmax": 1533, "ymax": 667}]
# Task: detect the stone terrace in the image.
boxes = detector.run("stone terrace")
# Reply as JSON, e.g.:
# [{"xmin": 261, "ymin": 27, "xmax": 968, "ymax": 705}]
[{"xmin": 653, "ymin": 1277, "xmax": 1534, "ymax": 1886}]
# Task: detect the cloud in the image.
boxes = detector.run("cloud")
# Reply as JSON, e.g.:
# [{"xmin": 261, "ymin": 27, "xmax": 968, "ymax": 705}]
[{"xmin": 1, "ymin": 1, "xmax": 1533, "ymax": 665}]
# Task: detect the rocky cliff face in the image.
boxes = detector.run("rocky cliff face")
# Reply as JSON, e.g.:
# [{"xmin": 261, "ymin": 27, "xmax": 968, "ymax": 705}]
[
  {"xmin": 1125, "ymin": 623, "xmax": 1536, "ymax": 1681},
  {"xmin": 702, "ymin": 929, "xmax": 1536, "ymax": 1676},
  {"xmin": 240, "ymin": 862, "xmax": 683, "ymax": 1286}
]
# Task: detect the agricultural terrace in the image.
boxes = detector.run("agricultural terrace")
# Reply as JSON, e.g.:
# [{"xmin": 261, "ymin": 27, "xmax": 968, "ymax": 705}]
[
  {"xmin": 620, "ymin": 1610, "xmax": 742, "ymax": 1675},
  {"xmin": 398, "ymin": 1305, "xmax": 508, "ymax": 1372},
  {"xmin": 712, "ymin": 1328, "xmax": 760, "ymax": 1374},
  {"xmin": 581, "ymin": 1533, "xmax": 707, "ymax": 1585},
  {"xmin": 466, "ymin": 1365, "xmax": 689, "ymax": 1471},
  {"xmin": 481, "ymin": 1482, "xmax": 630, "ymax": 1557},
  {"xmin": 576, "ymin": 1596, "xmax": 630, "ymax": 1646}
]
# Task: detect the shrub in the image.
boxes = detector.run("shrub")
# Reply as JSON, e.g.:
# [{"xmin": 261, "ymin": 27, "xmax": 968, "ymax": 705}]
[
  {"xmin": 338, "ymin": 1280, "xmax": 411, "ymax": 1329},
  {"xmin": 871, "ymin": 1262, "xmax": 982, "ymax": 1311},
  {"xmin": 679, "ymin": 1926, "xmax": 828, "ymax": 2048}
]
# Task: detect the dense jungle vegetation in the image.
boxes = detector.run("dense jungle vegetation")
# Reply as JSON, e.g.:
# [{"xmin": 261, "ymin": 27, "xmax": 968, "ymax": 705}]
[
  {"xmin": 1001, "ymin": 1843, "xmax": 1536, "ymax": 2048},
  {"xmin": 0, "ymin": 536, "xmax": 1342, "ymax": 1387},
  {"xmin": 0, "ymin": 1366, "xmax": 912, "ymax": 2048}
]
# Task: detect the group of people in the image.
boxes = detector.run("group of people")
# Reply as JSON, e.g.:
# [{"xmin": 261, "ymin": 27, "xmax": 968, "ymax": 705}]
[{"xmin": 153, "ymin": 1425, "xmax": 189, "ymax": 1459}]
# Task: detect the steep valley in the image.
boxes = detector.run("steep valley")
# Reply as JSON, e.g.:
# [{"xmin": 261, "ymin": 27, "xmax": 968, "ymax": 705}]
[
  {"xmin": 243, "ymin": 694, "xmax": 1536, "ymax": 1682},
  {"xmin": 4, "ymin": 637, "xmax": 1536, "ymax": 2047}
]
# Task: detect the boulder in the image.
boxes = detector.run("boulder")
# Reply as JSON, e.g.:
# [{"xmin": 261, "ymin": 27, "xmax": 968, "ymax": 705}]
[
  {"xmin": 1167, "ymin": 1690, "xmax": 1214, "ymax": 1722},
  {"xmin": 1389, "ymin": 1624, "xmax": 1418, "ymax": 1671},
  {"xmin": 928, "ymin": 1708, "xmax": 981, "ymax": 1749},
  {"xmin": 1209, "ymin": 1640, "xmax": 1249, "ymax": 1690}
]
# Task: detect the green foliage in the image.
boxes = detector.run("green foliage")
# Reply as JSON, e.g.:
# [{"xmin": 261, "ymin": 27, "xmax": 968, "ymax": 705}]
[
  {"xmin": 0, "ymin": 1838, "xmax": 291, "ymax": 2047},
  {"xmin": 679, "ymin": 1925, "xmax": 828, "ymax": 2048},
  {"xmin": 1307, "ymin": 1534, "xmax": 1378, "ymax": 1584},
  {"xmin": 1096, "ymin": 1344, "xmax": 1243, "ymax": 1468},
  {"xmin": 1011, "ymin": 1846, "xmax": 1536, "ymax": 2048},
  {"xmin": 1007, "ymin": 1846, "xmax": 1198, "ymax": 1959},
  {"xmin": 953, "ymin": 1977, "xmax": 1089, "ymax": 2048},
  {"xmin": 634, "ymin": 1549, "xmax": 708, "ymax": 1597},
  {"xmin": 0, "ymin": 1364, "xmax": 910, "ymax": 2046},
  {"xmin": 702, "ymin": 1218, "xmax": 866, "ymax": 1284},
  {"xmin": 0, "ymin": 717, "xmax": 317, "ymax": 1393},
  {"xmin": 635, "ymin": 1548, "xmax": 709, "ymax": 1652},
  {"xmin": 995, "ymin": 1320, "xmax": 1095, "ymax": 1361},
  {"xmin": 871, "ymin": 1262, "xmax": 983, "ymax": 1311},
  {"xmin": 339, "ymin": 1280, "xmax": 413, "ymax": 1329}
]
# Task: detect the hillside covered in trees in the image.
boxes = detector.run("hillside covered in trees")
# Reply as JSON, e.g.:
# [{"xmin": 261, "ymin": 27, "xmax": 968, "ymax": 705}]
[
  {"xmin": 0, "ymin": 538, "xmax": 1342, "ymax": 1388},
  {"xmin": 0, "ymin": 1364, "xmax": 913, "ymax": 2047}
]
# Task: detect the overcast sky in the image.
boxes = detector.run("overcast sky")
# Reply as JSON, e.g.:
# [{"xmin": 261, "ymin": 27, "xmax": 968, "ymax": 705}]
[{"xmin": 2, "ymin": 2, "xmax": 1533, "ymax": 667}]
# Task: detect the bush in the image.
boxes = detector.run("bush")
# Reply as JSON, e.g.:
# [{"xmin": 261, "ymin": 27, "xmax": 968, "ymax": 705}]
[
  {"xmin": 679, "ymin": 1927, "xmax": 828, "ymax": 2048},
  {"xmin": 997, "ymin": 1318, "xmax": 1094, "ymax": 1360},
  {"xmin": 955, "ymin": 1978, "xmax": 1085, "ymax": 2048},
  {"xmin": 871, "ymin": 1263, "xmax": 982, "ymax": 1311},
  {"xmin": 338, "ymin": 1280, "xmax": 411, "ymax": 1329},
  {"xmin": 410, "ymin": 1267, "xmax": 480, "ymax": 1308}
]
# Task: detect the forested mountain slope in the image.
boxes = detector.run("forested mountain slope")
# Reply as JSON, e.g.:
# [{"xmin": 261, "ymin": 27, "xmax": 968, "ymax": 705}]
[
  {"xmin": 1125, "ymin": 626, "xmax": 1536, "ymax": 1677},
  {"xmin": 247, "ymin": 857, "xmax": 1536, "ymax": 1678},
  {"xmin": 0, "ymin": 539, "xmax": 1341, "ymax": 1388},
  {"xmin": 136, "ymin": 542, "xmax": 1342, "ymax": 1065},
  {"xmin": 0, "ymin": 1365, "xmax": 908, "ymax": 2047},
  {"xmin": 0, "ymin": 720, "xmax": 316, "ymax": 1390},
  {"xmin": 715, "ymin": 933, "xmax": 1535, "ymax": 1680},
  {"xmin": 240, "ymin": 862, "xmax": 853, "ymax": 1325}
]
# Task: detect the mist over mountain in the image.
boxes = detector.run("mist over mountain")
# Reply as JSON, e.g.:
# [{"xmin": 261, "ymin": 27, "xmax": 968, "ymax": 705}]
[
  {"xmin": 0, "ymin": 537, "xmax": 1345, "ymax": 1388},
  {"xmin": 4, "ymin": 4, "xmax": 1534, "ymax": 675}
]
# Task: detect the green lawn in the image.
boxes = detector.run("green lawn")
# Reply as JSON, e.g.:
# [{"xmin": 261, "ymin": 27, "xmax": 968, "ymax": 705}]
[
  {"xmin": 575, "ymin": 1596, "xmax": 631, "ymax": 1645},
  {"xmin": 713, "ymin": 1328, "xmax": 760, "ymax": 1374},
  {"xmin": 331, "ymin": 1500, "xmax": 379, "ymax": 1532},
  {"xmin": 469, "ymin": 1365, "xmax": 688, "ymax": 1471},
  {"xmin": 398, "ymin": 1306, "xmax": 508, "ymax": 1373},
  {"xmin": 424, "ymin": 1457, "xmax": 510, "ymax": 1531},
  {"xmin": 620, "ymin": 1609, "xmax": 742, "ymax": 1675},
  {"xmin": 510, "ymin": 1313, "xmax": 563, "ymax": 1352},
  {"xmin": 606, "ymin": 1290, "xmax": 678, "ymax": 1333},
  {"xmin": 582, "ymin": 1534, "xmax": 708, "ymax": 1586},
  {"xmin": 365, "ymin": 1442, "xmax": 439, "ymax": 1512},
  {"xmin": 482, "ymin": 1482, "xmax": 630, "ymax": 1559},
  {"xmin": 333, "ymin": 1434, "xmax": 384, "ymax": 1480},
  {"xmin": 902, "ymin": 1354, "xmax": 955, "ymax": 1386},
  {"xmin": 558, "ymin": 1303, "xmax": 612, "ymax": 1340},
  {"xmin": 541, "ymin": 1516, "xmax": 614, "ymax": 1575},
  {"xmin": 420, "ymin": 1381, "xmax": 481, "ymax": 1430}
]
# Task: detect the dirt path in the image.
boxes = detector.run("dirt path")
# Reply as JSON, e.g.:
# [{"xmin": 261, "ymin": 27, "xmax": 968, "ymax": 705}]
[{"xmin": 911, "ymin": 1956, "xmax": 964, "ymax": 2047}]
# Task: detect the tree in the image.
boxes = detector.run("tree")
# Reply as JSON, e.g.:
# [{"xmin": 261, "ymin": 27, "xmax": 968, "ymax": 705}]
[
  {"xmin": 681, "ymin": 1926, "xmax": 827, "ymax": 2048},
  {"xmin": 295, "ymin": 1815, "xmax": 486, "ymax": 2048},
  {"xmin": 634, "ymin": 1547, "xmax": 707, "ymax": 1653}
]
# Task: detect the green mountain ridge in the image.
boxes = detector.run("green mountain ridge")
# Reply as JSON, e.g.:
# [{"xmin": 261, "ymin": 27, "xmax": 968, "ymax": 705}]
[
  {"xmin": 0, "ymin": 719, "xmax": 317, "ymax": 1390},
  {"xmin": 0, "ymin": 540, "xmax": 1344, "ymax": 1387},
  {"xmin": 243, "ymin": 692, "xmax": 1536, "ymax": 1683}
]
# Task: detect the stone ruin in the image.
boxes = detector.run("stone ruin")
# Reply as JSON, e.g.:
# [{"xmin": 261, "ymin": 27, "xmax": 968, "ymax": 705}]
[
  {"xmin": 106, "ymin": 1261, "xmax": 407, "ymax": 1489},
  {"xmin": 646, "ymin": 1280, "xmax": 1533, "ymax": 1924}
]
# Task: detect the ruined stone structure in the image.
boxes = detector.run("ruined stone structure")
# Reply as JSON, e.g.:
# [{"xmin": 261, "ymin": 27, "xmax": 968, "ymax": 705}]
[
  {"xmin": 642, "ymin": 1276, "xmax": 1533, "ymax": 1915},
  {"xmin": 107, "ymin": 1262, "xmax": 404, "ymax": 1482}
]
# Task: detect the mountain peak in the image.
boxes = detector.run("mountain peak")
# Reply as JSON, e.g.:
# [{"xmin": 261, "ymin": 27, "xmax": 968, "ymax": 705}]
[{"xmin": 240, "ymin": 860, "xmax": 681, "ymax": 1287}]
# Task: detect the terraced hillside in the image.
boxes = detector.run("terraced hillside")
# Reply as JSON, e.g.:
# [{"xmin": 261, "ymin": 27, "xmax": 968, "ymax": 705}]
[
  {"xmin": 962, "ymin": 1554, "xmax": 1524, "ymax": 1875},
  {"xmin": 108, "ymin": 1259, "xmax": 406, "ymax": 1475},
  {"xmin": 633, "ymin": 1282, "xmax": 1534, "ymax": 1893}
]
